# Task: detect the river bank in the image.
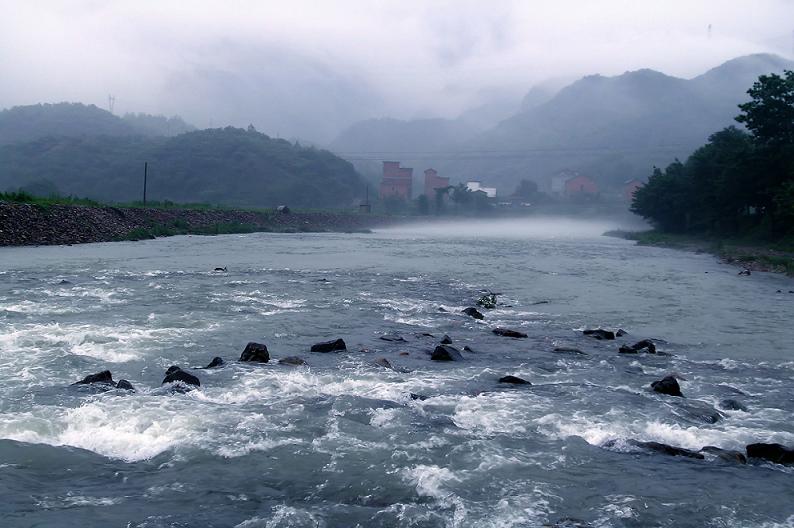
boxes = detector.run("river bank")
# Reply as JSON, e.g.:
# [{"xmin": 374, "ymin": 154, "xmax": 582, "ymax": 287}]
[
  {"xmin": 0, "ymin": 202, "xmax": 396, "ymax": 246},
  {"xmin": 606, "ymin": 229, "xmax": 794, "ymax": 276}
]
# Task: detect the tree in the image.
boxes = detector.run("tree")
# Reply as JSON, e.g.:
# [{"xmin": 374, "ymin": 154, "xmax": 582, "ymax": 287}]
[
  {"xmin": 512, "ymin": 179, "xmax": 539, "ymax": 199},
  {"xmin": 736, "ymin": 70, "xmax": 794, "ymax": 147},
  {"xmin": 631, "ymin": 160, "xmax": 691, "ymax": 232}
]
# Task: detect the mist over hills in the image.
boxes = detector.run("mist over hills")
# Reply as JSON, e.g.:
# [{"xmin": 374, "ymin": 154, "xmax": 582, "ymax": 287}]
[
  {"xmin": 0, "ymin": 103, "xmax": 195, "ymax": 145},
  {"xmin": 331, "ymin": 53, "xmax": 794, "ymax": 195}
]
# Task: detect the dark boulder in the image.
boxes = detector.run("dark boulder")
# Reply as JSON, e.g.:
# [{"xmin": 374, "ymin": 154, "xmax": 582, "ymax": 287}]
[
  {"xmin": 162, "ymin": 367, "xmax": 200, "ymax": 387},
  {"xmin": 675, "ymin": 403, "xmax": 723, "ymax": 424},
  {"xmin": 379, "ymin": 334, "xmax": 406, "ymax": 342},
  {"xmin": 492, "ymin": 327, "xmax": 528, "ymax": 338},
  {"xmin": 462, "ymin": 345, "xmax": 479, "ymax": 353},
  {"xmin": 553, "ymin": 347, "xmax": 587, "ymax": 355},
  {"xmin": 583, "ymin": 329, "xmax": 615, "ymax": 340},
  {"xmin": 73, "ymin": 370, "xmax": 114, "ymax": 386},
  {"xmin": 616, "ymin": 329, "xmax": 628, "ymax": 337},
  {"xmin": 700, "ymin": 446, "xmax": 747, "ymax": 464},
  {"xmin": 204, "ymin": 357, "xmax": 225, "ymax": 369},
  {"xmin": 477, "ymin": 292, "xmax": 498, "ymax": 309},
  {"xmin": 619, "ymin": 339, "xmax": 657, "ymax": 354},
  {"xmin": 498, "ymin": 375, "xmax": 531, "ymax": 385},
  {"xmin": 115, "ymin": 379, "xmax": 135, "ymax": 391},
  {"xmin": 746, "ymin": 443, "xmax": 794, "ymax": 465},
  {"xmin": 632, "ymin": 440, "xmax": 704, "ymax": 459},
  {"xmin": 240, "ymin": 342, "xmax": 270, "ymax": 363},
  {"xmin": 440, "ymin": 334, "xmax": 453, "ymax": 345},
  {"xmin": 374, "ymin": 357, "xmax": 394, "ymax": 370},
  {"xmin": 651, "ymin": 375, "xmax": 683, "ymax": 397},
  {"xmin": 311, "ymin": 338, "xmax": 347, "ymax": 353},
  {"xmin": 738, "ymin": 268, "xmax": 751, "ymax": 276},
  {"xmin": 213, "ymin": 266, "xmax": 227, "ymax": 272},
  {"xmin": 410, "ymin": 393, "xmax": 428, "ymax": 401},
  {"xmin": 278, "ymin": 356, "xmax": 307, "ymax": 366},
  {"xmin": 719, "ymin": 398, "xmax": 748, "ymax": 412},
  {"xmin": 461, "ymin": 307, "xmax": 484, "ymax": 320},
  {"xmin": 431, "ymin": 345, "xmax": 464, "ymax": 361}
]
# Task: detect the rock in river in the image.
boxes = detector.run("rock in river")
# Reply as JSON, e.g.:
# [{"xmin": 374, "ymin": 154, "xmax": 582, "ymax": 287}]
[
  {"xmin": 431, "ymin": 345, "xmax": 464, "ymax": 361},
  {"xmin": 240, "ymin": 342, "xmax": 270, "ymax": 363},
  {"xmin": 72, "ymin": 370, "xmax": 114, "ymax": 386},
  {"xmin": 440, "ymin": 334, "xmax": 453, "ymax": 345},
  {"xmin": 379, "ymin": 334, "xmax": 406, "ymax": 342},
  {"xmin": 746, "ymin": 443, "xmax": 794, "ymax": 465},
  {"xmin": 498, "ymin": 375, "xmax": 531, "ymax": 385},
  {"xmin": 700, "ymin": 446, "xmax": 747, "ymax": 464},
  {"xmin": 619, "ymin": 339, "xmax": 657, "ymax": 354},
  {"xmin": 631, "ymin": 440, "xmax": 704, "ymax": 459},
  {"xmin": 651, "ymin": 375, "xmax": 683, "ymax": 397},
  {"xmin": 204, "ymin": 356, "xmax": 225, "ymax": 368},
  {"xmin": 115, "ymin": 379, "xmax": 135, "ymax": 391},
  {"xmin": 461, "ymin": 307, "xmax": 484, "ymax": 320},
  {"xmin": 492, "ymin": 327, "xmax": 528, "ymax": 338},
  {"xmin": 311, "ymin": 338, "xmax": 347, "ymax": 353},
  {"xmin": 553, "ymin": 347, "xmax": 587, "ymax": 355},
  {"xmin": 162, "ymin": 366, "xmax": 200, "ymax": 387},
  {"xmin": 279, "ymin": 356, "xmax": 307, "ymax": 366},
  {"xmin": 719, "ymin": 398, "xmax": 748, "ymax": 412},
  {"xmin": 583, "ymin": 328, "xmax": 615, "ymax": 340}
]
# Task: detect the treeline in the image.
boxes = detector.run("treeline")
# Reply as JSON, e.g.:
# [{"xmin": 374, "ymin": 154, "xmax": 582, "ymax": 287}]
[
  {"xmin": 0, "ymin": 127, "xmax": 366, "ymax": 209},
  {"xmin": 631, "ymin": 70, "xmax": 794, "ymax": 240}
]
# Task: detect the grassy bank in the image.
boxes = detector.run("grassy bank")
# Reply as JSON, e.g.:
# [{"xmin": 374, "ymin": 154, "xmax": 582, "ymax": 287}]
[{"xmin": 605, "ymin": 229, "xmax": 794, "ymax": 276}]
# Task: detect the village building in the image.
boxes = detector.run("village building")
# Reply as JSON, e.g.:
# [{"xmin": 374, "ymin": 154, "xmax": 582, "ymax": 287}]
[
  {"xmin": 466, "ymin": 180, "xmax": 497, "ymax": 198},
  {"xmin": 623, "ymin": 178, "xmax": 643, "ymax": 201},
  {"xmin": 423, "ymin": 168, "xmax": 450, "ymax": 197},
  {"xmin": 379, "ymin": 161, "xmax": 413, "ymax": 200},
  {"xmin": 550, "ymin": 170, "xmax": 599, "ymax": 197}
]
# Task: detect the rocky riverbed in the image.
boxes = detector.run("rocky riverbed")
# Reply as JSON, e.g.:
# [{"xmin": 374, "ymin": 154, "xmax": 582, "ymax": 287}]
[{"xmin": 0, "ymin": 202, "xmax": 394, "ymax": 246}]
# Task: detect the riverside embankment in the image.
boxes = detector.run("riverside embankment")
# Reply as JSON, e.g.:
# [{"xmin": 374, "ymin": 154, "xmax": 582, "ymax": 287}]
[{"xmin": 0, "ymin": 202, "xmax": 396, "ymax": 246}]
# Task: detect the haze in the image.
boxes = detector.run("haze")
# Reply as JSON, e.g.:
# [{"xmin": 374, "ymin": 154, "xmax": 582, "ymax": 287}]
[{"xmin": 2, "ymin": 0, "xmax": 792, "ymax": 144}]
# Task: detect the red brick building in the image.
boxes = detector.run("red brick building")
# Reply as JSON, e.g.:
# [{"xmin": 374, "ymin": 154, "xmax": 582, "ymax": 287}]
[
  {"xmin": 379, "ymin": 161, "xmax": 413, "ymax": 200},
  {"xmin": 423, "ymin": 168, "xmax": 449, "ymax": 198},
  {"xmin": 623, "ymin": 179, "xmax": 643, "ymax": 201},
  {"xmin": 564, "ymin": 174, "xmax": 599, "ymax": 195}
]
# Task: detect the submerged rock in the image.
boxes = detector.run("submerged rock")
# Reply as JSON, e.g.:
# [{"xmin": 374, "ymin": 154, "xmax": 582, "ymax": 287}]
[
  {"xmin": 700, "ymin": 446, "xmax": 747, "ymax": 464},
  {"xmin": 204, "ymin": 357, "xmax": 225, "ymax": 369},
  {"xmin": 651, "ymin": 375, "xmax": 683, "ymax": 397},
  {"xmin": 544, "ymin": 518, "xmax": 594, "ymax": 528},
  {"xmin": 583, "ymin": 329, "xmax": 615, "ymax": 340},
  {"xmin": 746, "ymin": 443, "xmax": 794, "ymax": 465},
  {"xmin": 311, "ymin": 338, "xmax": 347, "ymax": 353},
  {"xmin": 431, "ymin": 345, "xmax": 464, "ymax": 361},
  {"xmin": 278, "ymin": 356, "xmax": 307, "ymax": 366},
  {"xmin": 115, "ymin": 379, "xmax": 135, "ymax": 391},
  {"xmin": 162, "ymin": 366, "xmax": 200, "ymax": 387},
  {"xmin": 379, "ymin": 334, "xmax": 407, "ymax": 342},
  {"xmin": 492, "ymin": 327, "xmax": 528, "ymax": 338},
  {"xmin": 616, "ymin": 329, "xmax": 628, "ymax": 337},
  {"xmin": 73, "ymin": 370, "xmax": 114, "ymax": 386},
  {"xmin": 553, "ymin": 347, "xmax": 587, "ymax": 355},
  {"xmin": 240, "ymin": 342, "xmax": 270, "ymax": 363},
  {"xmin": 619, "ymin": 339, "xmax": 657, "ymax": 354},
  {"xmin": 461, "ymin": 307, "xmax": 484, "ymax": 320},
  {"xmin": 213, "ymin": 266, "xmax": 227, "ymax": 272},
  {"xmin": 632, "ymin": 440, "xmax": 704, "ymax": 459},
  {"xmin": 477, "ymin": 292, "xmax": 498, "ymax": 309},
  {"xmin": 410, "ymin": 393, "xmax": 428, "ymax": 401},
  {"xmin": 462, "ymin": 345, "xmax": 479, "ymax": 353},
  {"xmin": 374, "ymin": 357, "xmax": 394, "ymax": 370},
  {"xmin": 719, "ymin": 398, "xmax": 748, "ymax": 412},
  {"xmin": 440, "ymin": 334, "xmax": 453, "ymax": 345},
  {"xmin": 498, "ymin": 375, "xmax": 531, "ymax": 385}
]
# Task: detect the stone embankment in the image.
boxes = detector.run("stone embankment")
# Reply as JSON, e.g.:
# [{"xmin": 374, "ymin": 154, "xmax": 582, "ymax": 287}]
[{"xmin": 0, "ymin": 203, "xmax": 395, "ymax": 246}]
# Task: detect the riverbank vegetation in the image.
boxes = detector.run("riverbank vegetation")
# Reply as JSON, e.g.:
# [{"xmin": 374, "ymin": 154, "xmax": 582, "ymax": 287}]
[{"xmin": 631, "ymin": 70, "xmax": 794, "ymax": 243}]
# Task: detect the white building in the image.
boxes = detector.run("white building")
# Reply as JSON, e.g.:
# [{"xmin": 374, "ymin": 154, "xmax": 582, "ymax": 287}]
[{"xmin": 466, "ymin": 180, "xmax": 497, "ymax": 198}]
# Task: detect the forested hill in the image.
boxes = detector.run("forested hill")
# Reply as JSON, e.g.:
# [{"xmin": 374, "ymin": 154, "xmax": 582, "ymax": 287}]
[
  {"xmin": 0, "ymin": 127, "xmax": 366, "ymax": 209},
  {"xmin": 0, "ymin": 103, "xmax": 194, "ymax": 145}
]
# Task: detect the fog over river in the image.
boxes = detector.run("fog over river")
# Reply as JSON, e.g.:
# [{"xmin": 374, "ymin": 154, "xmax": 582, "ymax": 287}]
[{"xmin": 1, "ymin": 218, "xmax": 793, "ymax": 527}]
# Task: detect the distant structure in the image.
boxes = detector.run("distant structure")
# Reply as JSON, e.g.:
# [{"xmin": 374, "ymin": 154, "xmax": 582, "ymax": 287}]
[
  {"xmin": 424, "ymin": 168, "xmax": 449, "ymax": 197},
  {"xmin": 379, "ymin": 161, "xmax": 413, "ymax": 200},
  {"xmin": 623, "ymin": 179, "xmax": 643, "ymax": 201},
  {"xmin": 550, "ymin": 170, "xmax": 598, "ymax": 197},
  {"xmin": 107, "ymin": 94, "xmax": 116, "ymax": 114},
  {"xmin": 466, "ymin": 180, "xmax": 497, "ymax": 198}
]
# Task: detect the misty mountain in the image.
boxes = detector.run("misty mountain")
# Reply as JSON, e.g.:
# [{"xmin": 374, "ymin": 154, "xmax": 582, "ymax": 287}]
[
  {"xmin": 0, "ymin": 103, "xmax": 195, "ymax": 145},
  {"xmin": 0, "ymin": 127, "xmax": 365, "ymax": 209},
  {"xmin": 330, "ymin": 53, "xmax": 794, "ymax": 195}
]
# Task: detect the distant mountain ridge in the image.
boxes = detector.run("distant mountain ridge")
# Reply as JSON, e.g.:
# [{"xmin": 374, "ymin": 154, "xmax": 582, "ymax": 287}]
[
  {"xmin": 331, "ymin": 53, "xmax": 794, "ymax": 194},
  {"xmin": 0, "ymin": 102, "xmax": 195, "ymax": 145}
]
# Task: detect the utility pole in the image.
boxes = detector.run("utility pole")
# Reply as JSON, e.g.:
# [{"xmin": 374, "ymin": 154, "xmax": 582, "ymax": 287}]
[
  {"xmin": 108, "ymin": 94, "xmax": 116, "ymax": 114},
  {"xmin": 143, "ymin": 162, "xmax": 148, "ymax": 206}
]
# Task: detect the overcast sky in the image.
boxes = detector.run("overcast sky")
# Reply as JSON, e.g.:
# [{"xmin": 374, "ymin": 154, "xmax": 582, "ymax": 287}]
[{"xmin": 1, "ymin": 0, "xmax": 792, "ymax": 142}]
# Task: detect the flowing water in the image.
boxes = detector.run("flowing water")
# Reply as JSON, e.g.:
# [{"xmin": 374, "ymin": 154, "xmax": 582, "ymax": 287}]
[{"xmin": 1, "ymin": 219, "xmax": 793, "ymax": 527}]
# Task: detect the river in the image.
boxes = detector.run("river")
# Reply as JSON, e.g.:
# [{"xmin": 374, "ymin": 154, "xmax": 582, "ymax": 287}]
[{"xmin": 1, "ymin": 218, "xmax": 792, "ymax": 527}]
